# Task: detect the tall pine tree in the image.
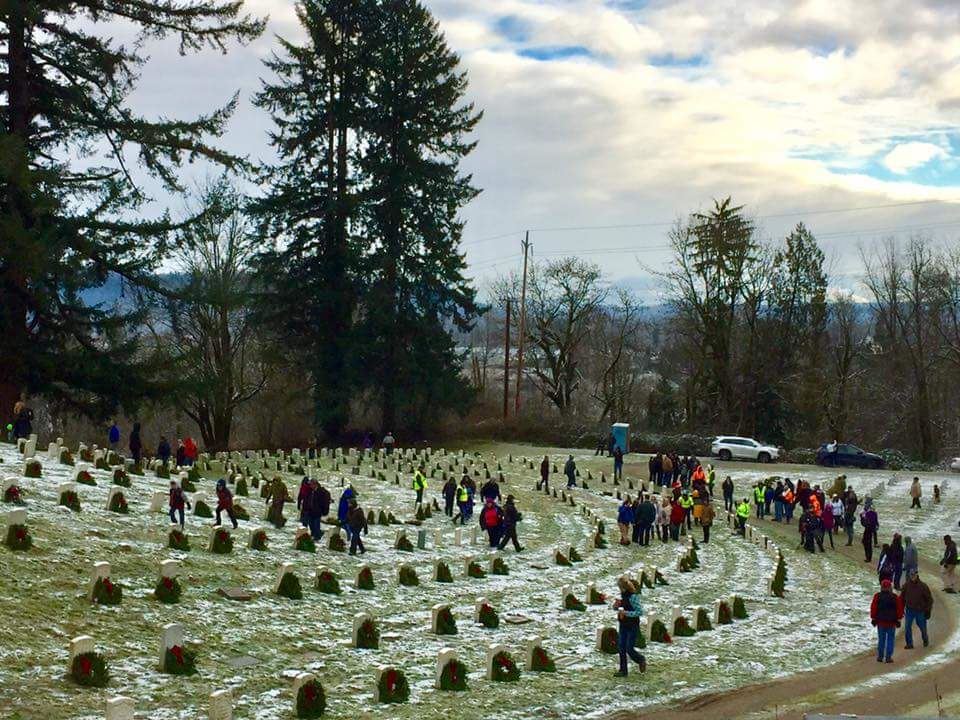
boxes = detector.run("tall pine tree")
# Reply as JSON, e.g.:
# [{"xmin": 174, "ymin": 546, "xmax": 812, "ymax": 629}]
[
  {"xmin": 251, "ymin": 0, "xmax": 368, "ymax": 440},
  {"xmin": 254, "ymin": 0, "xmax": 482, "ymax": 438},
  {"xmin": 357, "ymin": 0, "xmax": 482, "ymax": 433},
  {"xmin": 0, "ymin": 2, "xmax": 263, "ymax": 418}
]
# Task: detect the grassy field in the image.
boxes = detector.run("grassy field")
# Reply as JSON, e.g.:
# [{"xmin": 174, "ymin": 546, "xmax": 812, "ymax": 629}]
[{"xmin": 0, "ymin": 439, "xmax": 952, "ymax": 719}]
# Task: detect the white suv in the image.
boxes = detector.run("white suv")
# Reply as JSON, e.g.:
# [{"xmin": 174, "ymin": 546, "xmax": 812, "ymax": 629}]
[{"xmin": 711, "ymin": 436, "xmax": 780, "ymax": 463}]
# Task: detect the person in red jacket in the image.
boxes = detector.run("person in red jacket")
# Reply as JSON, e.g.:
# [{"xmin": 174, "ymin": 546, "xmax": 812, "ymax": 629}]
[
  {"xmin": 669, "ymin": 500, "xmax": 685, "ymax": 541},
  {"xmin": 214, "ymin": 478, "xmax": 238, "ymax": 529},
  {"xmin": 870, "ymin": 578, "xmax": 905, "ymax": 663},
  {"xmin": 183, "ymin": 437, "xmax": 198, "ymax": 466}
]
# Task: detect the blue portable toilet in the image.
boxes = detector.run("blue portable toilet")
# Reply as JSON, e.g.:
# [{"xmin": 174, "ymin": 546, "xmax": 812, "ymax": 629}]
[{"xmin": 611, "ymin": 423, "xmax": 630, "ymax": 454}]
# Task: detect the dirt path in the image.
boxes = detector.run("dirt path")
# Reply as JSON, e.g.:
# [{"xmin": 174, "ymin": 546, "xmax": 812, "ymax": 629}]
[{"xmin": 614, "ymin": 510, "xmax": 960, "ymax": 720}]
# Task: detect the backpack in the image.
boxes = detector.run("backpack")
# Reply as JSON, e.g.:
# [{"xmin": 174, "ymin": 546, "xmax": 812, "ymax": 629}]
[{"xmin": 481, "ymin": 505, "xmax": 500, "ymax": 530}]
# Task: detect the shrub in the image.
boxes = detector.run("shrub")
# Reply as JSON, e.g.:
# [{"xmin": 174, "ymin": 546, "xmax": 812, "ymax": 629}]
[
  {"xmin": 587, "ymin": 586, "xmax": 606, "ymax": 605},
  {"xmin": 163, "ymin": 645, "xmax": 197, "ymax": 676},
  {"xmin": 490, "ymin": 650, "xmax": 520, "ymax": 682},
  {"xmin": 569, "ymin": 547, "xmax": 583, "ymax": 562},
  {"xmin": 717, "ymin": 601, "xmax": 733, "ymax": 625},
  {"xmin": 564, "ymin": 593, "xmax": 586, "ymax": 612},
  {"xmin": 291, "ymin": 666, "xmax": 324, "ymax": 714},
  {"xmin": 235, "ymin": 478, "xmax": 248, "ymax": 496},
  {"xmin": 467, "ymin": 561, "xmax": 486, "ymax": 579},
  {"xmin": 250, "ymin": 529, "xmax": 268, "ymax": 551},
  {"xmin": 772, "ymin": 553, "xmax": 787, "ymax": 598},
  {"xmin": 277, "ymin": 572, "xmax": 303, "ymax": 600},
  {"xmin": 76, "ymin": 470, "xmax": 96, "ymax": 486},
  {"xmin": 555, "ymin": 550, "xmax": 571, "ymax": 567},
  {"xmin": 3, "ymin": 485, "xmax": 24, "ymax": 505},
  {"xmin": 491, "ymin": 557, "xmax": 509, "ymax": 576},
  {"xmin": 328, "ymin": 533, "xmax": 346, "ymax": 552},
  {"xmin": 396, "ymin": 534, "xmax": 414, "ymax": 552},
  {"xmin": 24, "ymin": 460, "xmax": 41, "ymax": 478},
  {"xmin": 71, "ymin": 651, "xmax": 109, "ymax": 687},
  {"xmin": 398, "ymin": 565, "xmax": 419, "ymax": 587},
  {"xmin": 673, "ymin": 616, "xmax": 695, "ymax": 637},
  {"xmin": 315, "ymin": 568, "xmax": 341, "ymax": 594},
  {"xmin": 377, "ymin": 668, "xmax": 410, "ymax": 704},
  {"xmin": 356, "ymin": 566, "xmax": 374, "ymax": 590},
  {"xmin": 155, "ymin": 576, "xmax": 183, "ymax": 604},
  {"xmin": 233, "ymin": 503, "xmax": 250, "ymax": 521},
  {"xmin": 650, "ymin": 619, "xmax": 672, "ymax": 643}
]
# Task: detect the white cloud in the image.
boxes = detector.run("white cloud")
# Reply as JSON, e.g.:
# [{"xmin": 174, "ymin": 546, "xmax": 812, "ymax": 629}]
[{"xmin": 881, "ymin": 142, "xmax": 948, "ymax": 174}]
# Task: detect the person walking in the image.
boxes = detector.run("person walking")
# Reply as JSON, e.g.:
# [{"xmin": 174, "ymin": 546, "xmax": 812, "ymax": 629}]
[
  {"xmin": 412, "ymin": 466, "xmax": 428, "ymax": 507},
  {"xmin": 661, "ymin": 454, "xmax": 674, "ymax": 488},
  {"xmin": 337, "ymin": 486, "xmax": 355, "ymax": 541},
  {"xmin": 701, "ymin": 499, "xmax": 715, "ymax": 543},
  {"xmin": 538, "ymin": 455, "xmax": 550, "ymax": 491},
  {"xmin": 636, "ymin": 495, "xmax": 656, "ymax": 546},
  {"xmin": 722, "ymin": 476, "xmax": 734, "ymax": 513},
  {"xmin": 382, "ymin": 431, "xmax": 396, "ymax": 455},
  {"xmin": 168, "ymin": 479, "xmax": 191, "ymax": 528},
  {"xmin": 648, "ymin": 453, "xmax": 659, "ymax": 486},
  {"xmin": 183, "ymin": 436, "xmax": 198, "ymax": 466},
  {"xmin": 889, "ymin": 534, "xmax": 905, "ymax": 589},
  {"xmin": 129, "ymin": 422, "xmax": 143, "ymax": 466},
  {"xmin": 860, "ymin": 498, "xmax": 879, "ymax": 563},
  {"xmin": 480, "ymin": 498, "xmax": 503, "ymax": 548},
  {"xmin": 754, "ymin": 483, "xmax": 765, "ymax": 519},
  {"xmin": 617, "ymin": 497, "xmax": 634, "ymax": 545},
  {"xmin": 347, "ymin": 498, "xmax": 368, "ymax": 555},
  {"xmin": 679, "ymin": 490, "xmax": 694, "ymax": 529},
  {"xmin": 453, "ymin": 479, "xmax": 470, "ymax": 526},
  {"xmin": 909, "ymin": 477, "xmax": 922, "ymax": 509},
  {"xmin": 657, "ymin": 496, "xmax": 671, "ymax": 542},
  {"xmin": 108, "ymin": 421, "xmax": 120, "ymax": 452},
  {"xmin": 901, "ymin": 568, "xmax": 932, "ymax": 649},
  {"xmin": 669, "ymin": 499, "xmax": 684, "ymax": 541},
  {"xmin": 821, "ymin": 499, "xmax": 836, "ymax": 549},
  {"xmin": 843, "ymin": 488, "xmax": 858, "ymax": 546},
  {"xmin": 175, "ymin": 439, "xmax": 186, "ymax": 468},
  {"xmin": 442, "ymin": 475, "xmax": 457, "ymax": 517},
  {"xmin": 612, "ymin": 577, "xmax": 646, "ymax": 676},
  {"xmin": 265, "ymin": 476, "xmax": 288, "ymax": 528},
  {"xmin": 481, "ymin": 476, "xmax": 501, "ymax": 503},
  {"xmin": 305, "ymin": 479, "xmax": 330, "ymax": 541},
  {"xmin": 870, "ymin": 578, "xmax": 904, "ymax": 663},
  {"xmin": 497, "ymin": 495, "xmax": 524, "ymax": 552},
  {"xmin": 903, "ymin": 536, "xmax": 919, "ymax": 577},
  {"xmin": 613, "ymin": 446, "xmax": 624, "ymax": 482},
  {"xmin": 214, "ymin": 478, "xmax": 239, "ymax": 529},
  {"xmin": 157, "ymin": 436, "xmax": 172, "ymax": 465},
  {"xmin": 296, "ymin": 477, "xmax": 311, "ymax": 527},
  {"xmin": 940, "ymin": 535, "xmax": 958, "ymax": 593},
  {"xmin": 564, "ymin": 455, "xmax": 577, "ymax": 489}
]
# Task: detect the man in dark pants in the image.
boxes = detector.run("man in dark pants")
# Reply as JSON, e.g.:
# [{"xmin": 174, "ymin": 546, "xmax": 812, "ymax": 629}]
[
  {"xmin": 305, "ymin": 479, "xmax": 330, "ymax": 541},
  {"xmin": 497, "ymin": 495, "xmax": 524, "ymax": 552},
  {"xmin": 347, "ymin": 498, "xmax": 368, "ymax": 555}
]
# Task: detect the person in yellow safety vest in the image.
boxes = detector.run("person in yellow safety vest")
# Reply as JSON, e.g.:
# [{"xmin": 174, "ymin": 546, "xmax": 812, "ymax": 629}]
[
  {"xmin": 736, "ymin": 498, "xmax": 750, "ymax": 535},
  {"xmin": 413, "ymin": 467, "xmax": 428, "ymax": 507},
  {"xmin": 754, "ymin": 484, "xmax": 766, "ymax": 520},
  {"xmin": 453, "ymin": 482, "xmax": 470, "ymax": 526},
  {"xmin": 679, "ymin": 491, "xmax": 695, "ymax": 530}
]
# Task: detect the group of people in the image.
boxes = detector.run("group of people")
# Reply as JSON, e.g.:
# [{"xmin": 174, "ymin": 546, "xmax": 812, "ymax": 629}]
[
  {"xmin": 648, "ymin": 452, "xmax": 712, "ymax": 489},
  {"xmin": 107, "ymin": 420, "xmax": 198, "ymax": 468}
]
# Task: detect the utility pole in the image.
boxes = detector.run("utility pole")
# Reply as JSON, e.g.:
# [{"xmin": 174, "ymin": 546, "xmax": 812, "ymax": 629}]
[
  {"xmin": 514, "ymin": 232, "xmax": 530, "ymax": 416},
  {"xmin": 503, "ymin": 298, "xmax": 511, "ymax": 419}
]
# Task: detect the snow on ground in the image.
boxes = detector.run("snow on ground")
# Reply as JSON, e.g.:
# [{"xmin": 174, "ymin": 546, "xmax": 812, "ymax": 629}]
[{"xmin": 0, "ymin": 440, "xmax": 925, "ymax": 719}]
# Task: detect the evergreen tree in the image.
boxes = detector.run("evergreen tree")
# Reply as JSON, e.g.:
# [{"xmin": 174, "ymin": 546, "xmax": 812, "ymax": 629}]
[
  {"xmin": 251, "ymin": 0, "xmax": 369, "ymax": 440},
  {"xmin": 0, "ymin": 2, "xmax": 263, "ymax": 418},
  {"xmin": 357, "ymin": 0, "xmax": 482, "ymax": 433}
]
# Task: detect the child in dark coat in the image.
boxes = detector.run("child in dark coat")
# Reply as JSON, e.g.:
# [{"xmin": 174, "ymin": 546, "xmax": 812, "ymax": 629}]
[{"xmin": 215, "ymin": 478, "xmax": 238, "ymax": 529}]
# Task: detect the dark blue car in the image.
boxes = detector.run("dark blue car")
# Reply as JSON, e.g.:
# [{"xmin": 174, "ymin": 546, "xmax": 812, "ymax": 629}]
[{"xmin": 815, "ymin": 443, "xmax": 885, "ymax": 469}]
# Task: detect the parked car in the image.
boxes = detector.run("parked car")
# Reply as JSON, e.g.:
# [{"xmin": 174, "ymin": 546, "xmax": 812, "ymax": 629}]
[
  {"xmin": 815, "ymin": 443, "xmax": 885, "ymax": 469},
  {"xmin": 950, "ymin": 457, "xmax": 960, "ymax": 473},
  {"xmin": 710, "ymin": 436, "xmax": 780, "ymax": 463}
]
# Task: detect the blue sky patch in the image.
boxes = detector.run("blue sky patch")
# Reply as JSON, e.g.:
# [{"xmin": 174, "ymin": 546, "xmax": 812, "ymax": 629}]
[
  {"xmin": 649, "ymin": 53, "xmax": 707, "ymax": 68},
  {"xmin": 494, "ymin": 15, "xmax": 531, "ymax": 43},
  {"xmin": 519, "ymin": 45, "xmax": 594, "ymax": 61}
]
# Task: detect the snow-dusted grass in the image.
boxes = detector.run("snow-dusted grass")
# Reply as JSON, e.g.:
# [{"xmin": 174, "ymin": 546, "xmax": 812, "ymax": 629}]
[{"xmin": 0, "ymin": 441, "xmax": 899, "ymax": 719}]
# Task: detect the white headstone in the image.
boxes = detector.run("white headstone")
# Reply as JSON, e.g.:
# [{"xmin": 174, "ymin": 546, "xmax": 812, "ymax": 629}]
[
  {"xmin": 149, "ymin": 490, "xmax": 167, "ymax": 513},
  {"xmin": 645, "ymin": 612, "xmax": 656, "ymax": 637},
  {"xmin": 525, "ymin": 636, "xmax": 543, "ymax": 671},
  {"xmin": 595, "ymin": 627, "xmax": 613, "ymax": 651},
  {"xmin": 352, "ymin": 612, "xmax": 374, "ymax": 648},
  {"xmin": 275, "ymin": 562, "xmax": 295, "ymax": 593},
  {"xmin": 561, "ymin": 585, "xmax": 572, "ymax": 606},
  {"xmin": 671, "ymin": 604, "xmax": 683, "ymax": 624},
  {"xmin": 463, "ymin": 555, "xmax": 476, "ymax": 577},
  {"xmin": 292, "ymin": 672, "xmax": 316, "ymax": 699},
  {"xmin": 433, "ymin": 528, "xmax": 443, "ymax": 548},
  {"xmin": 453, "ymin": 528, "xmax": 462, "ymax": 546},
  {"xmin": 69, "ymin": 635, "xmax": 95, "ymax": 669},
  {"xmin": 160, "ymin": 559, "xmax": 181, "ymax": 579},
  {"xmin": 207, "ymin": 526, "xmax": 230, "ymax": 551},
  {"xmin": 159, "ymin": 623, "xmax": 184, "ymax": 671},
  {"xmin": 485, "ymin": 642, "xmax": 510, "ymax": 680},
  {"xmin": 209, "ymin": 689, "xmax": 232, "ymax": 720},
  {"xmin": 105, "ymin": 696, "xmax": 135, "ymax": 720},
  {"xmin": 7, "ymin": 507, "xmax": 26, "ymax": 527},
  {"xmin": 89, "ymin": 561, "xmax": 111, "ymax": 599},
  {"xmin": 470, "ymin": 526, "xmax": 478, "ymax": 545},
  {"xmin": 714, "ymin": 599, "xmax": 723, "ymax": 625},
  {"xmin": 46, "ymin": 442, "xmax": 59, "ymax": 459},
  {"xmin": 435, "ymin": 648, "xmax": 458, "ymax": 688},
  {"xmin": 249, "ymin": 526, "xmax": 267, "ymax": 549},
  {"xmin": 293, "ymin": 527, "xmax": 310, "ymax": 548},
  {"xmin": 22, "ymin": 436, "xmax": 36, "ymax": 459},
  {"xmin": 1, "ymin": 477, "xmax": 17, "ymax": 493},
  {"xmin": 430, "ymin": 603, "xmax": 450, "ymax": 633},
  {"xmin": 105, "ymin": 486, "xmax": 124, "ymax": 511}
]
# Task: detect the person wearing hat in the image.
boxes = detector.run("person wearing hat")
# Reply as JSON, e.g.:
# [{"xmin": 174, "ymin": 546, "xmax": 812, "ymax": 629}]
[
  {"xmin": 497, "ymin": 495, "xmax": 524, "ymax": 552},
  {"xmin": 900, "ymin": 568, "xmax": 933, "ymax": 649},
  {"xmin": 870, "ymin": 577, "xmax": 904, "ymax": 663}
]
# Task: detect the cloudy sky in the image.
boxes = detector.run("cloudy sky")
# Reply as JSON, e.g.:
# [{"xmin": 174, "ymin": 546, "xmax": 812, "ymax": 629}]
[{"xmin": 124, "ymin": 0, "xmax": 960, "ymax": 298}]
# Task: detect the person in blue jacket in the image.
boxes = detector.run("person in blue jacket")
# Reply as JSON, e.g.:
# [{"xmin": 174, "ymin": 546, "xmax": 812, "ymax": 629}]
[
  {"xmin": 108, "ymin": 421, "xmax": 120, "ymax": 451},
  {"xmin": 613, "ymin": 577, "xmax": 646, "ymax": 676},
  {"xmin": 617, "ymin": 497, "xmax": 634, "ymax": 545},
  {"xmin": 338, "ymin": 487, "xmax": 355, "ymax": 540}
]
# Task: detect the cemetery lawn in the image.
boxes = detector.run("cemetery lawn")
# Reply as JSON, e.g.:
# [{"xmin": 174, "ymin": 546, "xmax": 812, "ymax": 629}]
[{"xmin": 0, "ymin": 440, "xmax": 957, "ymax": 719}]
